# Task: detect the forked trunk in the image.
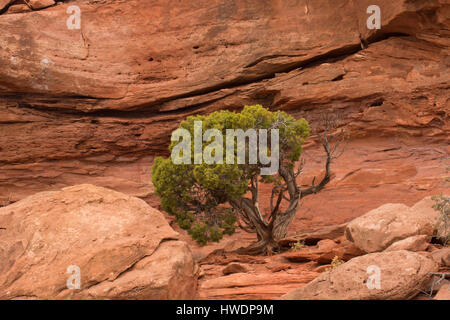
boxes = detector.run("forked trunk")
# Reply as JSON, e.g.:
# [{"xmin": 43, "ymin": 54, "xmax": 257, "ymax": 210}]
[
  {"xmin": 233, "ymin": 198, "xmax": 300, "ymax": 255},
  {"xmin": 232, "ymin": 124, "xmax": 335, "ymax": 255}
]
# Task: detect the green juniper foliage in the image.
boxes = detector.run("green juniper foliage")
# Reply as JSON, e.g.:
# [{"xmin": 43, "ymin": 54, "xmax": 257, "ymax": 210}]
[{"xmin": 152, "ymin": 105, "xmax": 309, "ymax": 245}]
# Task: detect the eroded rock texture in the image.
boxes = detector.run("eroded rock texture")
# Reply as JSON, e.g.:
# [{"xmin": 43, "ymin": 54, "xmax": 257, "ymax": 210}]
[
  {"xmin": 0, "ymin": 0, "xmax": 449, "ymax": 204},
  {"xmin": 0, "ymin": 184, "xmax": 198, "ymax": 299}
]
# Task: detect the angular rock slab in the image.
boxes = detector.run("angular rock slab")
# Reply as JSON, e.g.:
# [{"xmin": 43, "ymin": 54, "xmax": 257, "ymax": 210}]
[
  {"xmin": 345, "ymin": 197, "xmax": 440, "ymax": 253},
  {"xmin": 0, "ymin": 184, "xmax": 197, "ymax": 299},
  {"xmin": 384, "ymin": 235, "xmax": 430, "ymax": 252},
  {"xmin": 281, "ymin": 250, "xmax": 438, "ymax": 300},
  {"xmin": 430, "ymin": 247, "xmax": 450, "ymax": 268}
]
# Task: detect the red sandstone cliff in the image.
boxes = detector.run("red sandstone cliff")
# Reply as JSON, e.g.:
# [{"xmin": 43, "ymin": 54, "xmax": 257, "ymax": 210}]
[{"xmin": 0, "ymin": 0, "xmax": 448, "ymax": 206}]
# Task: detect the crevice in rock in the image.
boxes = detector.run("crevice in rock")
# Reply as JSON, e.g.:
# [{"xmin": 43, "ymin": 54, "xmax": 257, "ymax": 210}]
[
  {"xmin": 0, "ymin": 0, "xmax": 60, "ymax": 15},
  {"xmin": 370, "ymin": 98, "xmax": 385, "ymax": 107},
  {"xmin": 244, "ymin": 54, "xmax": 307, "ymax": 68},
  {"xmin": 14, "ymin": 100, "xmax": 207, "ymax": 119},
  {"xmin": 366, "ymin": 31, "xmax": 410, "ymax": 44},
  {"xmin": 331, "ymin": 74, "xmax": 344, "ymax": 82},
  {"xmin": 9, "ymin": 32, "xmax": 412, "ymax": 118},
  {"xmin": 0, "ymin": 0, "xmax": 15, "ymax": 15},
  {"xmin": 133, "ymin": 32, "xmax": 411, "ymax": 111},
  {"xmin": 129, "ymin": 44, "xmax": 362, "ymax": 112},
  {"xmin": 7, "ymin": 14, "xmax": 413, "ymax": 118}
]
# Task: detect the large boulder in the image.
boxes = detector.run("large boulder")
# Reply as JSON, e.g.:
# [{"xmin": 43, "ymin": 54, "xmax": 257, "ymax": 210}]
[
  {"xmin": 281, "ymin": 250, "xmax": 438, "ymax": 300},
  {"xmin": 0, "ymin": 184, "xmax": 198, "ymax": 299},
  {"xmin": 345, "ymin": 197, "xmax": 440, "ymax": 253}
]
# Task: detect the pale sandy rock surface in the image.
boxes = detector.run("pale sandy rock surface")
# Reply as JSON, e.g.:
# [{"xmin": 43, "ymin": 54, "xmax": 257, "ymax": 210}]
[{"xmin": 434, "ymin": 281, "xmax": 450, "ymax": 300}]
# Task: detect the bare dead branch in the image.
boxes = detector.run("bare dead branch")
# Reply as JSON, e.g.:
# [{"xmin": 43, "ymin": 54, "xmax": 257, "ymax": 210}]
[{"xmin": 299, "ymin": 112, "xmax": 347, "ymax": 198}]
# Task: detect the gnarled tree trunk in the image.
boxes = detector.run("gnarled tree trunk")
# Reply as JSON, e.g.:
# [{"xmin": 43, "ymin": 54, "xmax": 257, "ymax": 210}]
[{"xmin": 230, "ymin": 125, "xmax": 336, "ymax": 255}]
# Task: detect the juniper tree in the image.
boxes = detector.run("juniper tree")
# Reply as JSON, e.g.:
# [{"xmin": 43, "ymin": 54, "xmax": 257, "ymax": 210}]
[{"xmin": 152, "ymin": 105, "xmax": 344, "ymax": 255}]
